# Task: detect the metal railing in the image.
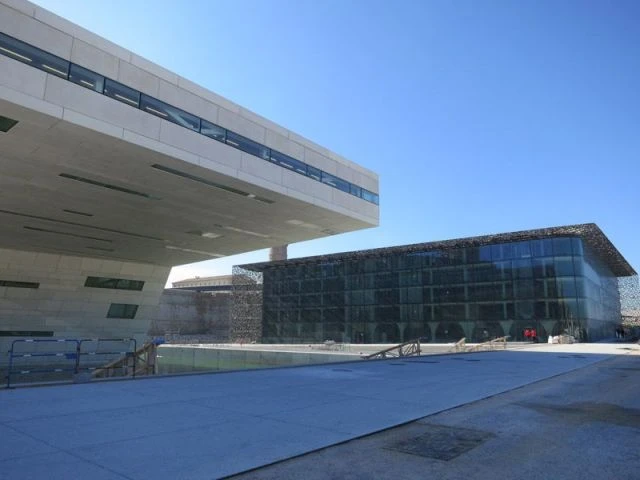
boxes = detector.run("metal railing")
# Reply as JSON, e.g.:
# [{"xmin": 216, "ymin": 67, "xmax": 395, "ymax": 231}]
[
  {"xmin": 465, "ymin": 336, "xmax": 510, "ymax": 352},
  {"xmin": 363, "ymin": 338, "xmax": 422, "ymax": 360},
  {"xmin": 6, "ymin": 337, "xmax": 136, "ymax": 388},
  {"xmin": 448, "ymin": 336, "xmax": 510, "ymax": 353},
  {"xmin": 91, "ymin": 340, "xmax": 162, "ymax": 379},
  {"xmin": 77, "ymin": 338, "xmax": 137, "ymax": 378}
]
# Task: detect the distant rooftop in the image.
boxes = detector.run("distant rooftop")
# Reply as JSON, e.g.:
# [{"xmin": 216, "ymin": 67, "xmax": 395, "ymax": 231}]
[
  {"xmin": 172, "ymin": 274, "xmax": 234, "ymax": 288},
  {"xmin": 240, "ymin": 223, "xmax": 636, "ymax": 277}
]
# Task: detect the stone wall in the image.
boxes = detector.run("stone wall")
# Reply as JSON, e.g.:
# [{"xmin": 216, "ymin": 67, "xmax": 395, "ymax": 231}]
[{"xmin": 150, "ymin": 289, "xmax": 231, "ymax": 342}]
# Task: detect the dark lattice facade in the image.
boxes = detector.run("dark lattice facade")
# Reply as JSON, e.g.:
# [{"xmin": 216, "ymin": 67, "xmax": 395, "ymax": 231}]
[
  {"xmin": 230, "ymin": 266, "xmax": 263, "ymax": 342},
  {"xmin": 234, "ymin": 224, "xmax": 635, "ymax": 344}
]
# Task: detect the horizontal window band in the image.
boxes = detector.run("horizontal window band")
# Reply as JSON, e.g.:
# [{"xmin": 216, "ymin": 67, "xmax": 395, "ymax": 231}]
[
  {"xmin": 0, "ymin": 280, "xmax": 39, "ymax": 289},
  {"xmin": 0, "ymin": 31, "xmax": 379, "ymax": 206},
  {"xmin": 85, "ymin": 276, "xmax": 145, "ymax": 291},
  {"xmin": 151, "ymin": 164, "xmax": 274, "ymax": 204},
  {"xmin": 0, "ymin": 208, "xmax": 165, "ymax": 241},
  {"xmin": 0, "ymin": 330, "xmax": 53, "ymax": 337}
]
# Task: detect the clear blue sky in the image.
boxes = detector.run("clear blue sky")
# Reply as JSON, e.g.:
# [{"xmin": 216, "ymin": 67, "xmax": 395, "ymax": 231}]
[{"xmin": 33, "ymin": 0, "xmax": 640, "ymax": 284}]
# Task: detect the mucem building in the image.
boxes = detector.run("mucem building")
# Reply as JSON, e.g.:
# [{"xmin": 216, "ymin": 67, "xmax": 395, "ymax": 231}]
[{"xmin": 233, "ymin": 224, "xmax": 636, "ymax": 344}]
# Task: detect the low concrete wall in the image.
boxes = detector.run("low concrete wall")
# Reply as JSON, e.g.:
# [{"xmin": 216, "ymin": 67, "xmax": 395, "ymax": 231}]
[{"xmin": 157, "ymin": 345, "xmax": 362, "ymax": 374}]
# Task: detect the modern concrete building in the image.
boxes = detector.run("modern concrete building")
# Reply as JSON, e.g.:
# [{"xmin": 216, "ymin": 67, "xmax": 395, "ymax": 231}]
[
  {"xmin": 235, "ymin": 224, "xmax": 635, "ymax": 344},
  {"xmin": 0, "ymin": 0, "xmax": 378, "ymax": 363},
  {"xmin": 171, "ymin": 274, "xmax": 234, "ymax": 293}
]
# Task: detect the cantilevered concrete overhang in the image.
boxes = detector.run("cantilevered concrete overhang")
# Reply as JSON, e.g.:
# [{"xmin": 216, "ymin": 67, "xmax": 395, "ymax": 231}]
[
  {"xmin": 0, "ymin": 0, "xmax": 379, "ymax": 267},
  {"xmin": 0, "ymin": 95, "xmax": 377, "ymax": 266}
]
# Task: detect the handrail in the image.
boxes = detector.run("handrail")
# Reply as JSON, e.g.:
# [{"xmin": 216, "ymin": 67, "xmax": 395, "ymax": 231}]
[
  {"xmin": 78, "ymin": 338, "xmax": 137, "ymax": 378},
  {"xmin": 465, "ymin": 336, "xmax": 510, "ymax": 352},
  {"xmin": 450, "ymin": 337, "xmax": 466, "ymax": 352},
  {"xmin": 363, "ymin": 338, "xmax": 421, "ymax": 360},
  {"xmin": 91, "ymin": 341, "xmax": 163, "ymax": 379}
]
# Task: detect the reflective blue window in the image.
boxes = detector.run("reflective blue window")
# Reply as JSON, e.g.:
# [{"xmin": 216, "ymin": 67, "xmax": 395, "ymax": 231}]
[
  {"xmin": 321, "ymin": 172, "xmax": 351, "ymax": 193},
  {"xmin": 270, "ymin": 150, "xmax": 307, "ymax": 175},
  {"xmin": 307, "ymin": 166, "xmax": 322, "ymax": 181},
  {"xmin": 512, "ymin": 259, "xmax": 533, "ymax": 278},
  {"xmin": 200, "ymin": 120, "xmax": 226, "ymax": 142},
  {"xmin": 0, "ymin": 32, "xmax": 69, "ymax": 78},
  {"xmin": 512, "ymin": 241, "xmax": 532, "ymax": 258},
  {"xmin": 350, "ymin": 184, "xmax": 362, "ymax": 197},
  {"xmin": 553, "ymin": 238, "xmax": 573, "ymax": 256},
  {"xmin": 554, "ymin": 257, "xmax": 575, "ymax": 276},
  {"xmin": 68, "ymin": 64, "xmax": 104, "ymax": 93},
  {"xmin": 104, "ymin": 78, "xmax": 140, "ymax": 107},
  {"xmin": 226, "ymin": 131, "xmax": 270, "ymax": 160},
  {"xmin": 531, "ymin": 239, "xmax": 554, "ymax": 257},
  {"xmin": 479, "ymin": 246, "xmax": 492, "ymax": 262},
  {"xmin": 361, "ymin": 189, "xmax": 379, "ymax": 205},
  {"xmin": 140, "ymin": 95, "xmax": 200, "ymax": 131},
  {"xmin": 501, "ymin": 243, "xmax": 516, "ymax": 259},
  {"xmin": 571, "ymin": 238, "xmax": 584, "ymax": 256}
]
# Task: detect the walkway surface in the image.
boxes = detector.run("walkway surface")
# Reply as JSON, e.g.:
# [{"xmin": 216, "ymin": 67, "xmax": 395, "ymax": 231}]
[
  {"xmin": 233, "ymin": 344, "xmax": 640, "ymax": 480},
  {"xmin": 0, "ymin": 344, "xmax": 637, "ymax": 479}
]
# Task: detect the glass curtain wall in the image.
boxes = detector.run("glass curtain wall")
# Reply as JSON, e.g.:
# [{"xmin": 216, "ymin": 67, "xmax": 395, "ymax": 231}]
[{"xmin": 260, "ymin": 236, "xmax": 621, "ymax": 343}]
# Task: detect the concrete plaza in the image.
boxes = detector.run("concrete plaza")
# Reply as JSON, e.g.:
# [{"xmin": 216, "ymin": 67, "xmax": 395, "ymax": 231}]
[{"xmin": 0, "ymin": 343, "xmax": 637, "ymax": 479}]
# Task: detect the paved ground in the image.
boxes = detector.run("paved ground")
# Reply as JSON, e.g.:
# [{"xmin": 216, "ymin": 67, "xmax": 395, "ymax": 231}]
[
  {"xmin": 0, "ymin": 343, "xmax": 637, "ymax": 479},
  {"xmin": 231, "ymin": 345, "xmax": 640, "ymax": 480}
]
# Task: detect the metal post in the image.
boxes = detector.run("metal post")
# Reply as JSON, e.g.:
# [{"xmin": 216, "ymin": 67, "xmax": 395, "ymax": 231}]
[
  {"xmin": 131, "ymin": 338, "xmax": 137, "ymax": 378},
  {"xmin": 6, "ymin": 340, "xmax": 18, "ymax": 388}
]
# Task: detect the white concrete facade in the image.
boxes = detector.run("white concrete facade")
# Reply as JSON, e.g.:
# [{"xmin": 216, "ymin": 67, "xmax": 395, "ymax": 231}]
[{"xmin": 0, "ymin": 0, "xmax": 379, "ymax": 360}]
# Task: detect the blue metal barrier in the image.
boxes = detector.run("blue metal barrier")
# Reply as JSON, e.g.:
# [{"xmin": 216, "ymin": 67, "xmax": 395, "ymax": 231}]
[
  {"xmin": 7, "ymin": 339, "xmax": 80, "ymax": 388},
  {"xmin": 6, "ymin": 337, "xmax": 137, "ymax": 388}
]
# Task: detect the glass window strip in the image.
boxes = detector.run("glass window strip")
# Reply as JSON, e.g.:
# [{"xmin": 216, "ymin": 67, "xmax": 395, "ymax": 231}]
[
  {"xmin": 306, "ymin": 166, "xmax": 322, "ymax": 181},
  {"xmin": 0, "ymin": 280, "xmax": 39, "ymax": 289},
  {"xmin": 200, "ymin": 119, "xmax": 226, "ymax": 141},
  {"xmin": 0, "ymin": 32, "xmax": 69, "ymax": 79},
  {"xmin": 85, "ymin": 276, "xmax": 145, "ymax": 291},
  {"xmin": 104, "ymin": 78, "xmax": 140, "ymax": 107},
  {"xmin": 270, "ymin": 150, "xmax": 307, "ymax": 175},
  {"xmin": 226, "ymin": 131, "xmax": 270, "ymax": 160},
  {"xmin": 69, "ymin": 64, "xmax": 104, "ymax": 93},
  {"xmin": 106, "ymin": 303, "xmax": 139, "ymax": 319},
  {"xmin": 321, "ymin": 172, "xmax": 351, "ymax": 193},
  {"xmin": 140, "ymin": 94, "xmax": 200, "ymax": 132},
  {"xmin": 0, "ymin": 31, "xmax": 378, "ymax": 205}
]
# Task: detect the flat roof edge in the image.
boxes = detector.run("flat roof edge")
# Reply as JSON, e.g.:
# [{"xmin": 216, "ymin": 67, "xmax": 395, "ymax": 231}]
[{"xmin": 238, "ymin": 223, "xmax": 636, "ymax": 277}]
